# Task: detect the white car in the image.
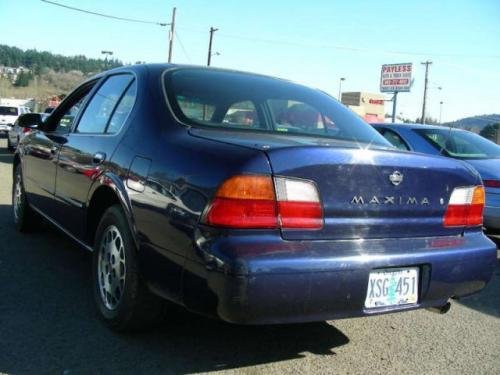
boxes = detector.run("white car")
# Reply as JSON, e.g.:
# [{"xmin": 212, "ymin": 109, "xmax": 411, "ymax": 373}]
[{"xmin": 0, "ymin": 105, "xmax": 31, "ymax": 134}]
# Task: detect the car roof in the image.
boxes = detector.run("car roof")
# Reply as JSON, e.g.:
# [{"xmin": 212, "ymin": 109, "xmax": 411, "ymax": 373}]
[
  {"xmin": 371, "ymin": 122, "xmax": 465, "ymax": 131},
  {"xmin": 103, "ymin": 63, "xmax": 297, "ymax": 85}
]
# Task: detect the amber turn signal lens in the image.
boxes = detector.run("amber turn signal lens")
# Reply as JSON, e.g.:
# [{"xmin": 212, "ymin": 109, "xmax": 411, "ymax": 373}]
[{"xmin": 215, "ymin": 175, "xmax": 275, "ymax": 200}]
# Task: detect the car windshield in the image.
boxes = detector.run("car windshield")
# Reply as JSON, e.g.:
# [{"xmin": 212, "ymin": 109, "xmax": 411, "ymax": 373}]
[
  {"xmin": 165, "ymin": 68, "xmax": 390, "ymax": 147},
  {"xmin": 0, "ymin": 106, "xmax": 18, "ymax": 116},
  {"xmin": 416, "ymin": 128, "xmax": 500, "ymax": 159}
]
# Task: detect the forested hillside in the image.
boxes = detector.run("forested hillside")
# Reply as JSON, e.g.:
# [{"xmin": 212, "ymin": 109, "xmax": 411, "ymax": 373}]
[{"xmin": 0, "ymin": 44, "xmax": 122, "ymax": 74}]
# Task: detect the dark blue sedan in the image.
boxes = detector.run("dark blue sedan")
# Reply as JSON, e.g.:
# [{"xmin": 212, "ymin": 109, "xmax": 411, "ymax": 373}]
[
  {"xmin": 373, "ymin": 123, "xmax": 500, "ymax": 232},
  {"xmin": 13, "ymin": 65, "xmax": 496, "ymax": 331}
]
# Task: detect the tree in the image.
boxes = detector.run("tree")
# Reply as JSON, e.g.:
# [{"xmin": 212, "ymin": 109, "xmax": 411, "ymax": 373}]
[
  {"xmin": 415, "ymin": 116, "xmax": 439, "ymax": 125},
  {"xmin": 14, "ymin": 71, "xmax": 32, "ymax": 87},
  {"xmin": 479, "ymin": 123, "xmax": 500, "ymax": 144}
]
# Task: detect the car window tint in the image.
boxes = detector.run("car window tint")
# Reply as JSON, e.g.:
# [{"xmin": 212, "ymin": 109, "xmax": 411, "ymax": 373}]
[
  {"xmin": 0, "ymin": 106, "xmax": 18, "ymax": 115},
  {"xmin": 54, "ymin": 95, "xmax": 89, "ymax": 133},
  {"xmin": 379, "ymin": 128, "xmax": 409, "ymax": 151},
  {"xmin": 176, "ymin": 95, "xmax": 215, "ymax": 122},
  {"xmin": 417, "ymin": 128, "xmax": 500, "ymax": 158},
  {"xmin": 107, "ymin": 80, "xmax": 137, "ymax": 134},
  {"xmin": 268, "ymin": 99, "xmax": 337, "ymax": 135},
  {"xmin": 167, "ymin": 69, "xmax": 389, "ymax": 146},
  {"xmin": 76, "ymin": 74, "xmax": 133, "ymax": 134},
  {"xmin": 222, "ymin": 101, "xmax": 260, "ymax": 128}
]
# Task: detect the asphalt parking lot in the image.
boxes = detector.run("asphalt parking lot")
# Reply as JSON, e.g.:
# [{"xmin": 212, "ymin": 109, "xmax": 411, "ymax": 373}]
[{"xmin": 0, "ymin": 137, "xmax": 498, "ymax": 375}]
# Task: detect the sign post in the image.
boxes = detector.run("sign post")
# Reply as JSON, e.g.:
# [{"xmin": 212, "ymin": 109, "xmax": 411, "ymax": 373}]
[{"xmin": 380, "ymin": 63, "xmax": 412, "ymax": 123}]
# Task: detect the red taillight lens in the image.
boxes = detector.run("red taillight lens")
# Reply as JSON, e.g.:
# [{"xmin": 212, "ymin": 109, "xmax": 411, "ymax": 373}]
[
  {"xmin": 483, "ymin": 179, "xmax": 500, "ymax": 188},
  {"xmin": 204, "ymin": 175, "xmax": 323, "ymax": 230},
  {"xmin": 22, "ymin": 127, "xmax": 31, "ymax": 134},
  {"xmin": 444, "ymin": 186, "xmax": 485, "ymax": 227},
  {"xmin": 205, "ymin": 175, "xmax": 278, "ymax": 228}
]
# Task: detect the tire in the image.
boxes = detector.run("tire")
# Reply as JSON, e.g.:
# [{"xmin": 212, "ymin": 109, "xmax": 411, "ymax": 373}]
[
  {"xmin": 93, "ymin": 205, "xmax": 163, "ymax": 332},
  {"xmin": 12, "ymin": 164, "xmax": 36, "ymax": 232}
]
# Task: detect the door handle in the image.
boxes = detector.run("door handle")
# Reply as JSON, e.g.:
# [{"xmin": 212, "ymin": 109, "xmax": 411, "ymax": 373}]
[{"xmin": 92, "ymin": 152, "xmax": 106, "ymax": 165}]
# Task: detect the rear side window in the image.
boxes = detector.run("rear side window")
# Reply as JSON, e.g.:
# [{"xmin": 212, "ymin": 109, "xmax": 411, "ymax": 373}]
[
  {"xmin": 76, "ymin": 74, "xmax": 134, "ymax": 134},
  {"xmin": 107, "ymin": 80, "xmax": 137, "ymax": 134},
  {"xmin": 378, "ymin": 128, "xmax": 410, "ymax": 151},
  {"xmin": 0, "ymin": 106, "xmax": 18, "ymax": 116},
  {"xmin": 165, "ymin": 68, "xmax": 390, "ymax": 146}
]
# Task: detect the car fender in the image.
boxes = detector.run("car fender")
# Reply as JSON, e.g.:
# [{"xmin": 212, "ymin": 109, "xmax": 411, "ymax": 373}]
[{"xmin": 86, "ymin": 171, "xmax": 140, "ymax": 249}]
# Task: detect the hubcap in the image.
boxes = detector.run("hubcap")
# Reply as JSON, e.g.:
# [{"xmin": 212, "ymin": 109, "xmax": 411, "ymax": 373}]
[
  {"xmin": 97, "ymin": 225, "xmax": 126, "ymax": 310},
  {"xmin": 13, "ymin": 175, "xmax": 22, "ymax": 221}
]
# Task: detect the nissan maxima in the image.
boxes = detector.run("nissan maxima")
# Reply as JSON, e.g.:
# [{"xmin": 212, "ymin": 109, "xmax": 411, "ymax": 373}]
[{"xmin": 13, "ymin": 64, "xmax": 497, "ymax": 331}]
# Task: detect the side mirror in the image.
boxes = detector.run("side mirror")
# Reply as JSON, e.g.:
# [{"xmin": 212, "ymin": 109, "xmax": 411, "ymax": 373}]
[{"xmin": 18, "ymin": 113, "xmax": 43, "ymax": 129}]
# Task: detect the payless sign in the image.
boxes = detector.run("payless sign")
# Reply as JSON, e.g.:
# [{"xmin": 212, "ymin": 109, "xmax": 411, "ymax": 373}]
[{"xmin": 380, "ymin": 63, "xmax": 412, "ymax": 92}]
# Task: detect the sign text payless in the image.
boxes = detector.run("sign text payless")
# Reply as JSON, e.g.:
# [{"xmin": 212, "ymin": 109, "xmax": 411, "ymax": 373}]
[{"xmin": 380, "ymin": 63, "xmax": 412, "ymax": 92}]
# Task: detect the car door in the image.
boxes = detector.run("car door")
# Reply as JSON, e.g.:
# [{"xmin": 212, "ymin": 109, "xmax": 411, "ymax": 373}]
[
  {"xmin": 21, "ymin": 87, "xmax": 94, "ymax": 218},
  {"xmin": 53, "ymin": 73, "xmax": 137, "ymax": 238}
]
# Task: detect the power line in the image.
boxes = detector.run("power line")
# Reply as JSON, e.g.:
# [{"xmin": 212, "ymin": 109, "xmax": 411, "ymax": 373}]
[
  {"xmin": 177, "ymin": 26, "xmax": 500, "ymax": 60},
  {"xmin": 174, "ymin": 31, "xmax": 192, "ymax": 63},
  {"xmin": 40, "ymin": 0, "xmax": 169, "ymax": 26}
]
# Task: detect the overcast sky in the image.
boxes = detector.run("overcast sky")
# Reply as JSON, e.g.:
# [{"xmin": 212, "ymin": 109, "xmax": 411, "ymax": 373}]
[{"xmin": 2, "ymin": 0, "xmax": 499, "ymax": 122}]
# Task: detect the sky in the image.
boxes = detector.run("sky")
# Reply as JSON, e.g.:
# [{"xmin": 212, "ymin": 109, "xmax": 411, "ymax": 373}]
[{"xmin": 1, "ymin": 0, "xmax": 499, "ymax": 122}]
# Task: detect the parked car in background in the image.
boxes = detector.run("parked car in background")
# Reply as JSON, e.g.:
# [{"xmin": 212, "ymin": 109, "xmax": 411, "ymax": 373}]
[
  {"xmin": 13, "ymin": 65, "xmax": 496, "ymax": 332},
  {"xmin": 7, "ymin": 113, "xmax": 49, "ymax": 151},
  {"xmin": 0, "ymin": 105, "xmax": 31, "ymax": 134},
  {"xmin": 372, "ymin": 123, "xmax": 500, "ymax": 232}
]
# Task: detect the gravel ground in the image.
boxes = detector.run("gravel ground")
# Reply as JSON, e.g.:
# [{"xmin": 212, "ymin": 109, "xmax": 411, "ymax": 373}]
[{"xmin": 0, "ymin": 137, "xmax": 498, "ymax": 374}]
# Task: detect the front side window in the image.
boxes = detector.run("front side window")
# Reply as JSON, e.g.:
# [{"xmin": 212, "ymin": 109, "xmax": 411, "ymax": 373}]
[
  {"xmin": 165, "ymin": 68, "xmax": 389, "ymax": 146},
  {"xmin": 76, "ymin": 74, "xmax": 134, "ymax": 134},
  {"xmin": 54, "ymin": 95, "xmax": 89, "ymax": 133},
  {"xmin": 416, "ymin": 128, "xmax": 500, "ymax": 159}
]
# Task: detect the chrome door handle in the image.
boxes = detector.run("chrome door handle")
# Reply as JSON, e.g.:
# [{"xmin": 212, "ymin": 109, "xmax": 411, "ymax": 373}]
[{"xmin": 92, "ymin": 152, "xmax": 106, "ymax": 164}]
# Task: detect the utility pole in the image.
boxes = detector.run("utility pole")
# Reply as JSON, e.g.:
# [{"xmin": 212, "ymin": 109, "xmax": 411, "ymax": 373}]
[
  {"xmin": 168, "ymin": 7, "xmax": 176, "ymax": 63},
  {"xmin": 101, "ymin": 50, "xmax": 113, "ymax": 69},
  {"xmin": 207, "ymin": 27, "xmax": 218, "ymax": 66},
  {"xmin": 391, "ymin": 92, "xmax": 398, "ymax": 123},
  {"xmin": 420, "ymin": 60, "xmax": 432, "ymax": 124}
]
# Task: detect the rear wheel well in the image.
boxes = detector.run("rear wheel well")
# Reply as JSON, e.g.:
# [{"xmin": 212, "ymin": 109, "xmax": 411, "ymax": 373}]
[{"xmin": 86, "ymin": 186, "xmax": 121, "ymax": 246}]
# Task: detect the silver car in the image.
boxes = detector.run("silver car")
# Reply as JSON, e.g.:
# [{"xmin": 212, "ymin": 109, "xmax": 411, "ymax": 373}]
[{"xmin": 7, "ymin": 113, "xmax": 48, "ymax": 151}]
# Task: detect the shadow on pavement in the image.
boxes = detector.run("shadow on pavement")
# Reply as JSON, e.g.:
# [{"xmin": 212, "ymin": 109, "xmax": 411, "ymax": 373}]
[
  {"xmin": 456, "ymin": 235, "xmax": 500, "ymax": 318},
  {"xmin": 0, "ymin": 203, "xmax": 348, "ymax": 374}
]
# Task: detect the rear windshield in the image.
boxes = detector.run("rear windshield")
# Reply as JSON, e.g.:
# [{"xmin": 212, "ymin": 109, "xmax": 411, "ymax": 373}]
[
  {"xmin": 416, "ymin": 128, "xmax": 500, "ymax": 159},
  {"xmin": 164, "ymin": 68, "xmax": 390, "ymax": 147},
  {"xmin": 0, "ymin": 106, "xmax": 18, "ymax": 116}
]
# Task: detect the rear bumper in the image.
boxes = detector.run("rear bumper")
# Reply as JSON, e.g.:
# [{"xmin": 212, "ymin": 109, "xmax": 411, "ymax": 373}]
[{"xmin": 186, "ymin": 231, "xmax": 497, "ymax": 324}]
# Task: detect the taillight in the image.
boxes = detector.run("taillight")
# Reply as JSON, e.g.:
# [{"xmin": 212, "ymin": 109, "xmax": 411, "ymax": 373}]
[
  {"xmin": 274, "ymin": 177, "xmax": 322, "ymax": 229},
  {"xmin": 444, "ymin": 186, "xmax": 485, "ymax": 227},
  {"xmin": 22, "ymin": 127, "xmax": 31, "ymax": 134},
  {"xmin": 483, "ymin": 179, "xmax": 500, "ymax": 188},
  {"xmin": 204, "ymin": 175, "xmax": 323, "ymax": 229}
]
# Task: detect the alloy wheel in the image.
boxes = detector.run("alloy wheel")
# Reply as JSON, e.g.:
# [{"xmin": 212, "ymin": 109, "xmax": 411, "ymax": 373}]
[{"xmin": 97, "ymin": 225, "xmax": 126, "ymax": 310}]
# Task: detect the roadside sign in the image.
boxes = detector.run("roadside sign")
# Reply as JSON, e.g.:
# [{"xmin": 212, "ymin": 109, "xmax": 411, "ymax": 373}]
[{"xmin": 380, "ymin": 63, "xmax": 412, "ymax": 92}]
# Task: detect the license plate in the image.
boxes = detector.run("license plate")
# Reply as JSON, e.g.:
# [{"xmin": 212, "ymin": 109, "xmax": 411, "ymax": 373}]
[{"xmin": 365, "ymin": 267, "xmax": 419, "ymax": 308}]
